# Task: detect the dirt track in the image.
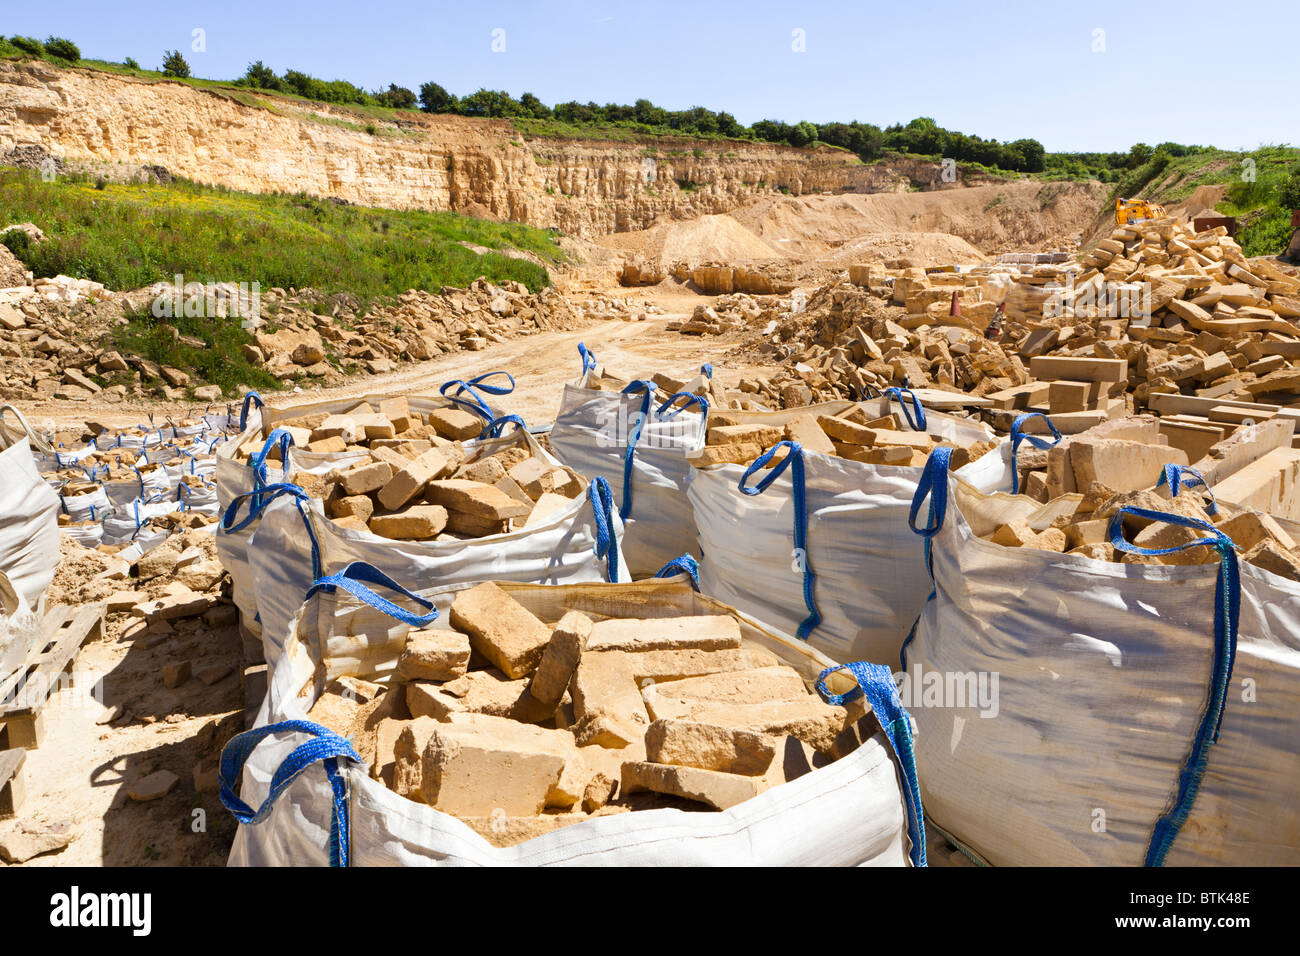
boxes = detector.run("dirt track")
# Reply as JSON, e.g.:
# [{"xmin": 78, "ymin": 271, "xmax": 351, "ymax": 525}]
[{"xmin": 36, "ymin": 291, "xmax": 754, "ymax": 431}]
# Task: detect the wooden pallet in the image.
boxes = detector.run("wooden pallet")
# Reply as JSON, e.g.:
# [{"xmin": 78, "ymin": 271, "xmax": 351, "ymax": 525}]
[
  {"xmin": 0, "ymin": 747, "xmax": 25, "ymax": 819},
  {"xmin": 0, "ymin": 603, "xmax": 104, "ymax": 751}
]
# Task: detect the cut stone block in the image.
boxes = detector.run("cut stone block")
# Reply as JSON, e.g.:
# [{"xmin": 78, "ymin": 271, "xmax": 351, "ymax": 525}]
[
  {"xmin": 406, "ymin": 669, "xmax": 553, "ymax": 722},
  {"xmin": 449, "ymin": 582, "xmax": 552, "ymax": 679},
  {"xmin": 586, "ymin": 615, "xmax": 742, "ymax": 653},
  {"xmin": 783, "ymin": 414, "xmax": 836, "ymax": 456},
  {"xmin": 620, "ymin": 761, "xmax": 764, "ymax": 810},
  {"xmin": 337, "ymin": 460, "xmax": 393, "ymax": 496},
  {"xmin": 397, "ymin": 628, "xmax": 472, "ymax": 682},
  {"xmin": 368, "ymin": 505, "xmax": 448, "ymax": 540},
  {"xmin": 428, "ymin": 407, "xmax": 484, "ymax": 441},
  {"xmin": 571, "ymin": 652, "xmax": 651, "ymax": 749},
  {"xmin": 1070, "ymin": 439, "xmax": 1187, "ymax": 493},
  {"xmin": 378, "ymin": 448, "xmax": 459, "ymax": 511},
  {"xmin": 644, "ymin": 719, "xmax": 778, "ymax": 775},
  {"xmin": 418, "ymin": 714, "xmax": 573, "ymax": 816},
  {"xmin": 425, "ymin": 480, "xmax": 531, "ymax": 521},
  {"xmin": 643, "ymin": 666, "xmax": 808, "ymax": 707},
  {"xmin": 529, "ymin": 611, "xmax": 592, "ymax": 707}
]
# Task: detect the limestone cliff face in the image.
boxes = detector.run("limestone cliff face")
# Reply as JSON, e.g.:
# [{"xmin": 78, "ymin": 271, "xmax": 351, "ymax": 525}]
[{"xmin": 0, "ymin": 60, "xmax": 924, "ymax": 237}]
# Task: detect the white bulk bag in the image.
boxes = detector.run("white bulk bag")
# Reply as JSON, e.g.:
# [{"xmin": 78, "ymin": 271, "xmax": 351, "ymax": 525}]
[
  {"xmin": 103, "ymin": 463, "xmax": 174, "ymax": 511},
  {"xmin": 60, "ymin": 522, "xmax": 104, "ymax": 549},
  {"xmin": 58, "ymin": 484, "xmax": 112, "ymax": 525},
  {"xmin": 216, "ymin": 381, "xmax": 516, "ymax": 637},
  {"xmin": 221, "ymin": 576, "xmax": 925, "ymax": 867},
  {"xmin": 0, "ymin": 422, "xmax": 60, "ymax": 611},
  {"xmin": 241, "ymin": 428, "xmax": 627, "ymax": 665},
  {"xmin": 903, "ymin": 447, "xmax": 1300, "ymax": 866},
  {"xmin": 549, "ymin": 346, "xmax": 708, "ymax": 578},
  {"xmin": 687, "ymin": 395, "xmax": 1003, "ymax": 666},
  {"xmin": 101, "ymin": 495, "xmax": 175, "ymax": 551}
]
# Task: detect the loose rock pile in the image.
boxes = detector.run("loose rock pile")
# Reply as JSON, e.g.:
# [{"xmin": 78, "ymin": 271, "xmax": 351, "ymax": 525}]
[
  {"xmin": 305, "ymin": 582, "xmax": 870, "ymax": 846},
  {"xmin": 0, "ymin": 268, "xmax": 584, "ymax": 402}
]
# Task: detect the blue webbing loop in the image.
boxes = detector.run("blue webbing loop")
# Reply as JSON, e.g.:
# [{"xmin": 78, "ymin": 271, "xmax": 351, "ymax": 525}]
[
  {"xmin": 739, "ymin": 441, "xmax": 821, "ymax": 640},
  {"xmin": 176, "ymin": 481, "xmax": 191, "ymax": 511},
  {"xmin": 239, "ymin": 391, "xmax": 264, "ymax": 431},
  {"xmin": 439, "ymin": 371, "xmax": 516, "ymax": 423},
  {"xmin": 304, "ymin": 561, "xmax": 439, "ymax": 627},
  {"xmin": 89, "ymin": 503, "xmax": 96, "ymax": 521},
  {"xmin": 884, "ymin": 387, "xmax": 926, "ymax": 431},
  {"xmin": 700, "ymin": 363, "xmax": 713, "ymax": 379},
  {"xmin": 653, "ymin": 554, "xmax": 701, "ymax": 591},
  {"xmin": 219, "ymin": 719, "xmax": 358, "ymax": 867},
  {"xmin": 250, "ymin": 427, "xmax": 296, "ymax": 489},
  {"xmin": 656, "ymin": 391, "xmax": 710, "ymax": 445},
  {"xmin": 578, "ymin": 342, "xmax": 597, "ymax": 377},
  {"xmin": 616, "ymin": 380, "xmax": 657, "ymax": 520},
  {"xmin": 907, "ymin": 446, "xmax": 953, "ymax": 545},
  {"xmin": 899, "ymin": 446, "xmax": 955, "ymax": 671},
  {"xmin": 816, "ymin": 661, "xmax": 927, "ymax": 867},
  {"xmin": 1107, "ymin": 505, "xmax": 1240, "ymax": 866},
  {"xmin": 1157, "ymin": 464, "xmax": 1219, "ymax": 517},
  {"xmin": 587, "ymin": 475, "xmax": 621, "ymax": 583},
  {"xmin": 479, "ymin": 414, "xmax": 527, "ymax": 440},
  {"xmin": 221, "ymin": 481, "xmax": 309, "ymax": 534},
  {"xmin": 1009, "ymin": 412, "xmax": 1063, "ymax": 495}
]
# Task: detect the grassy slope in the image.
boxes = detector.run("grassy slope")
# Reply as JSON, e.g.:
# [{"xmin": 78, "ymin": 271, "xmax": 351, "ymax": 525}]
[
  {"xmin": 0, "ymin": 169, "xmax": 562, "ymax": 298},
  {"xmin": 1110, "ymin": 146, "xmax": 1298, "ymax": 256},
  {"xmin": 0, "ymin": 169, "xmax": 565, "ymax": 398}
]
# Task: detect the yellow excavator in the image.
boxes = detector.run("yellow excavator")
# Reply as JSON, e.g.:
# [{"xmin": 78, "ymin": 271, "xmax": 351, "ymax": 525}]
[{"xmin": 1115, "ymin": 197, "xmax": 1168, "ymax": 226}]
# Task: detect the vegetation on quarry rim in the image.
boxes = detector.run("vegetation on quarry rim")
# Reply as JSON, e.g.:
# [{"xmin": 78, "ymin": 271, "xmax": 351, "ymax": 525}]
[{"xmin": 0, "ymin": 169, "xmax": 563, "ymax": 299}]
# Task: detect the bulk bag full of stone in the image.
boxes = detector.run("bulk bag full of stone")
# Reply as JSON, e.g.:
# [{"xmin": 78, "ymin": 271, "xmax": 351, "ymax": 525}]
[
  {"xmin": 221, "ymin": 576, "xmax": 924, "ymax": 866},
  {"xmin": 902, "ymin": 447, "xmax": 1300, "ymax": 865}
]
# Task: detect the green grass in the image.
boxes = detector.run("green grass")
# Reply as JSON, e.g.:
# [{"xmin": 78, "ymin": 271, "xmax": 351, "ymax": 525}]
[
  {"xmin": 108, "ymin": 305, "xmax": 281, "ymax": 397},
  {"xmin": 0, "ymin": 168, "xmax": 563, "ymax": 302}
]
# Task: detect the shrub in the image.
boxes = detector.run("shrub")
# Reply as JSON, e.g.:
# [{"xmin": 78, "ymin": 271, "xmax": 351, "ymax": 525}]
[
  {"xmin": 377, "ymin": 84, "xmax": 417, "ymax": 109},
  {"xmin": 1281, "ymin": 165, "xmax": 1300, "ymax": 212},
  {"xmin": 123, "ymin": 56, "xmax": 140, "ymax": 70},
  {"xmin": 44, "ymin": 36, "xmax": 80, "ymax": 61},
  {"xmin": 419, "ymin": 81, "xmax": 455, "ymax": 113},
  {"xmin": 0, "ymin": 228, "xmax": 30, "ymax": 256},
  {"xmin": 161, "ymin": 50, "xmax": 190, "ymax": 78},
  {"xmin": 10, "ymin": 36, "xmax": 44, "ymax": 56},
  {"xmin": 242, "ymin": 59, "xmax": 281, "ymax": 91}
]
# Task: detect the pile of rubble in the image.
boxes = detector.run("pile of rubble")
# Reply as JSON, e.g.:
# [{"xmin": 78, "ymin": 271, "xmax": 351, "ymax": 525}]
[
  {"xmin": 0, "ymin": 261, "xmax": 584, "ymax": 402},
  {"xmin": 240, "ymin": 279, "xmax": 581, "ymax": 384},
  {"xmin": 236, "ymin": 397, "xmax": 586, "ymax": 540},
  {"xmin": 669, "ymin": 294, "xmax": 767, "ymax": 336},
  {"xmin": 715, "ymin": 221, "xmax": 1300, "ymax": 423},
  {"xmin": 306, "ymin": 582, "xmax": 869, "ymax": 846}
]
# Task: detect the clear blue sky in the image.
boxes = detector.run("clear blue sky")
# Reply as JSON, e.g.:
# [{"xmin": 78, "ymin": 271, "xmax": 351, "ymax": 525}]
[{"xmin": 6, "ymin": 0, "xmax": 1296, "ymax": 152}]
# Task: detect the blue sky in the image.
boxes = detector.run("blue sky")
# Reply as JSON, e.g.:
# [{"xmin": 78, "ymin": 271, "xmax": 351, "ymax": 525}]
[{"xmin": 6, "ymin": 0, "xmax": 1296, "ymax": 152}]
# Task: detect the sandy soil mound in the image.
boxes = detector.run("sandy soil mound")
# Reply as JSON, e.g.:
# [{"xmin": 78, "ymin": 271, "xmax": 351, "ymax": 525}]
[
  {"xmin": 731, "ymin": 181, "xmax": 1105, "ymax": 257},
  {"xmin": 598, "ymin": 213, "xmax": 787, "ymax": 263},
  {"xmin": 1170, "ymin": 184, "xmax": 1229, "ymax": 221}
]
